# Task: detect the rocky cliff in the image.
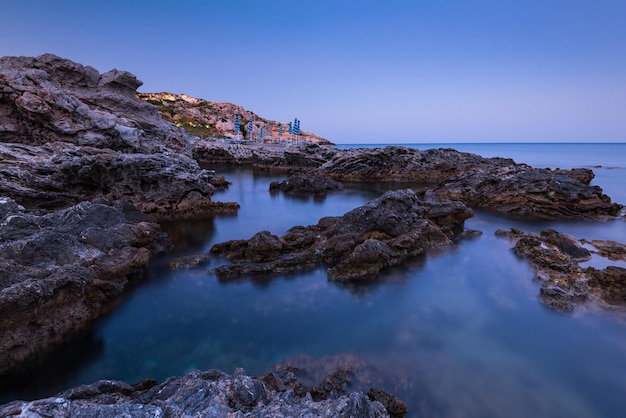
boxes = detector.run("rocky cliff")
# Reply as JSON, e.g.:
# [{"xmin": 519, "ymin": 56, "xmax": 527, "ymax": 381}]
[
  {"xmin": 137, "ymin": 92, "xmax": 333, "ymax": 145},
  {"xmin": 0, "ymin": 54, "xmax": 231, "ymax": 220}
]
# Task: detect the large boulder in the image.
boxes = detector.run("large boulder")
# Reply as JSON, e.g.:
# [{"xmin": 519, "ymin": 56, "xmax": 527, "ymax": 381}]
[
  {"xmin": 0, "ymin": 54, "xmax": 231, "ymax": 219},
  {"xmin": 211, "ymin": 189, "xmax": 474, "ymax": 281},
  {"xmin": 0, "ymin": 197, "xmax": 170, "ymax": 375}
]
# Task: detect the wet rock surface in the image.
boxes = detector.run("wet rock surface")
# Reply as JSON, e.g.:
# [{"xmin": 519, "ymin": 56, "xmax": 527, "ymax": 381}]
[
  {"xmin": 496, "ymin": 228, "xmax": 626, "ymax": 312},
  {"xmin": 0, "ymin": 197, "xmax": 170, "ymax": 375},
  {"xmin": 194, "ymin": 142, "xmax": 622, "ymax": 219},
  {"xmin": 0, "ymin": 366, "xmax": 399, "ymax": 417},
  {"xmin": 269, "ymin": 173, "xmax": 343, "ymax": 196},
  {"xmin": 0, "ymin": 54, "xmax": 231, "ymax": 219},
  {"xmin": 193, "ymin": 140, "xmax": 337, "ymax": 171},
  {"xmin": 426, "ymin": 165, "xmax": 621, "ymax": 220},
  {"xmin": 211, "ymin": 189, "xmax": 473, "ymax": 281},
  {"xmin": 267, "ymin": 354, "xmax": 409, "ymax": 418}
]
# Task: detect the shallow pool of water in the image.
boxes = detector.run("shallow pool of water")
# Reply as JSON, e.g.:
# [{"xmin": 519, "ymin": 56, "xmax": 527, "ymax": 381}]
[{"xmin": 3, "ymin": 154, "xmax": 626, "ymax": 417}]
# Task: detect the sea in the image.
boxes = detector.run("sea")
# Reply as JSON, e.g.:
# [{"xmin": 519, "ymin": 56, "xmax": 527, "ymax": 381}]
[{"xmin": 2, "ymin": 142, "xmax": 626, "ymax": 418}]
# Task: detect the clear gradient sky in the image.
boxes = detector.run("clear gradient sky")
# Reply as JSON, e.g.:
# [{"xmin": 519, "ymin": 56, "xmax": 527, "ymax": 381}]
[{"xmin": 2, "ymin": 0, "xmax": 625, "ymax": 144}]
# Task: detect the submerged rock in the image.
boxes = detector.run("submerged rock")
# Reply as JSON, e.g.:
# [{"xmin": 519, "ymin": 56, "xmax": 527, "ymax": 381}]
[
  {"xmin": 0, "ymin": 197, "xmax": 170, "ymax": 376},
  {"xmin": 0, "ymin": 367, "xmax": 397, "ymax": 417},
  {"xmin": 496, "ymin": 228, "xmax": 626, "ymax": 312},
  {"xmin": 211, "ymin": 189, "xmax": 473, "ymax": 281}
]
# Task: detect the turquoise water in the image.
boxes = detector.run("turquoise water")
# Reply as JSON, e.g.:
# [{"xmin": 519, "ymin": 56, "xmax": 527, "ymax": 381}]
[{"xmin": 2, "ymin": 143, "xmax": 626, "ymax": 418}]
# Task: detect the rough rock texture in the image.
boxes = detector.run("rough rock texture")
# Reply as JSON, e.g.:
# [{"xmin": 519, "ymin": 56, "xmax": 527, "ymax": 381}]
[
  {"xmin": 269, "ymin": 173, "xmax": 343, "ymax": 196},
  {"xmin": 193, "ymin": 142, "xmax": 622, "ymax": 220},
  {"xmin": 425, "ymin": 165, "xmax": 621, "ymax": 220},
  {"xmin": 211, "ymin": 189, "xmax": 473, "ymax": 281},
  {"xmin": 0, "ymin": 197, "xmax": 170, "ymax": 376},
  {"xmin": 138, "ymin": 92, "xmax": 333, "ymax": 144},
  {"xmin": 0, "ymin": 54, "xmax": 232, "ymax": 219},
  {"xmin": 266, "ymin": 354, "xmax": 409, "ymax": 418},
  {"xmin": 0, "ymin": 367, "xmax": 396, "ymax": 418},
  {"xmin": 496, "ymin": 228, "xmax": 626, "ymax": 312},
  {"xmin": 193, "ymin": 140, "xmax": 337, "ymax": 170}
]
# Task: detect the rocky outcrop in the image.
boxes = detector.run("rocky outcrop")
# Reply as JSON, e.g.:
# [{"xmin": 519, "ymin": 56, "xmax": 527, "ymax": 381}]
[
  {"xmin": 0, "ymin": 367, "xmax": 399, "ymax": 417},
  {"xmin": 319, "ymin": 147, "xmax": 621, "ymax": 219},
  {"xmin": 138, "ymin": 92, "xmax": 334, "ymax": 145},
  {"xmin": 425, "ymin": 165, "xmax": 621, "ymax": 219},
  {"xmin": 0, "ymin": 197, "xmax": 170, "ymax": 376},
  {"xmin": 211, "ymin": 189, "xmax": 474, "ymax": 281},
  {"xmin": 193, "ymin": 140, "xmax": 337, "ymax": 170},
  {"xmin": 0, "ymin": 141, "xmax": 231, "ymax": 219},
  {"xmin": 266, "ymin": 354, "xmax": 409, "ymax": 418},
  {"xmin": 269, "ymin": 173, "xmax": 343, "ymax": 196},
  {"xmin": 194, "ymin": 142, "xmax": 623, "ymax": 220},
  {"xmin": 0, "ymin": 54, "xmax": 232, "ymax": 219},
  {"xmin": 496, "ymin": 228, "xmax": 626, "ymax": 312}
]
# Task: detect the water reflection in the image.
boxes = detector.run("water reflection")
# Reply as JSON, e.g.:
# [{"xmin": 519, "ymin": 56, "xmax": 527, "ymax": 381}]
[
  {"xmin": 2, "ymin": 165, "xmax": 626, "ymax": 418},
  {"xmin": 0, "ymin": 330, "xmax": 105, "ymax": 403}
]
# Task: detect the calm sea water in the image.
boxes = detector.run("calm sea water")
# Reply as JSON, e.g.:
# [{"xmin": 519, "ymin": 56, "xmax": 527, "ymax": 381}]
[{"xmin": 3, "ymin": 143, "xmax": 626, "ymax": 418}]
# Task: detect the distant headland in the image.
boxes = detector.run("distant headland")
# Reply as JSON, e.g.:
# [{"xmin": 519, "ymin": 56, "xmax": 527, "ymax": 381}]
[{"xmin": 137, "ymin": 92, "xmax": 334, "ymax": 145}]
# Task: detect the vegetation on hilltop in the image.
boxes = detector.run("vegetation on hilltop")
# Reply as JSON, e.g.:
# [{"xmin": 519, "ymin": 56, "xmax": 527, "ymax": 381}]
[{"xmin": 137, "ymin": 92, "xmax": 333, "ymax": 144}]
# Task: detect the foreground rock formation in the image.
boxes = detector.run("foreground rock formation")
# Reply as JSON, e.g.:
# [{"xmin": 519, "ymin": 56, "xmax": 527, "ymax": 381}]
[
  {"xmin": 193, "ymin": 141, "xmax": 623, "ymax": 220},
  {"xmin": 212, "ymin": 189, "xmax": 474, "ymax": 281},
  {"xmin": 0, "ymin": 54, "xmax": 233, "ymax": 219},
  {"xmin": 0, "ymin": 366, "xmax": 401, "ymax": 417},
  {"xmin": 497, "ymin": 228, "xmax": 626, "ymax": 312},
  {"xmin": 0, "ymin": 197, "xmax": 170, "ymax": 376}
]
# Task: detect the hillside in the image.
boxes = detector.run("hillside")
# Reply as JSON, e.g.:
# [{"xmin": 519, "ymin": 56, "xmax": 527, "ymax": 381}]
[{"xmin": 137, "ymin": 92, "xmax": 333, "ymax": 145}]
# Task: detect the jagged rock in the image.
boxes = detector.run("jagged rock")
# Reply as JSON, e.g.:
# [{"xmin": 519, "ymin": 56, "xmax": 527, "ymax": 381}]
[
  {"xmin": 168, "ymin": 253, "xmax": 211, "ymax": 270},
  {"xmin": 0, "ymin": 54, "xmax": 233, "ymax": 219},
  {"xmin": 496, "ymin": 228, "xmax": 626, "ymax": 312},
  {"xmin": 192, "ymin": 142, "xmax": 622, "ymax": 220},
  {"xmin": 211, "ymin": 189, "xmax": 473, "ymax": 281},
  {"xmin": 265, "ymin": 353, "xmax": 409, "ymax": 417},
  {"xmin": 368, "ymin": 388, "xmax": 409, "ymax": 418},
  {"xmin": 552, "ymin": 167, "xmax": 595, "ymax": 185},
  {"xmin": 0, "ymin": 197, "xmax": 170, "ymax": 376},
  {"xmin": 192, "ymin": 140, "xmax": 337, "ymax": 171},
  {"xmin": 426, "ymin": 165, "xmax": 621, "ymax": 219},
  {"xmin": 269, "ymin": 173, "xmax": 343, "ymax": 195},
  {"xmin": 0, "ymin": 54, "xmax": 186, "ymax": 153},
  {"xmin": 0, "ymin": 367, "xmax": 395, "ymax": 418},
  {"xmin": 209, "ymin": 174, "xmax": 231, "ymax": 189}
]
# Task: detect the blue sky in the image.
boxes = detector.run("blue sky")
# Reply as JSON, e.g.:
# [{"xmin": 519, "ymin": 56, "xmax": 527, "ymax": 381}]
[{"xmin": 2, "ymin": 0, "xmax": 625, "ymax": 143}]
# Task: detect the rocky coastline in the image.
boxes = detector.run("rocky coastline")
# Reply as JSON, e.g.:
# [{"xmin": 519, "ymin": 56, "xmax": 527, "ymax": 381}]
[
  {"xmin": 1, "ymin": 54, "xmax": 625, "ymax": 416},
  {"xmin": 193, "ymin": 141, "xmax": 623, "ymax": 220},
  {"xmin": 496, "ymin": 228, "xmax": 626, "ymax": 312},
  {"xmin": 1, "ymin": 364, "xmax": 405, "ymax": 418},
  {"xmin": 211, "ymin": 189, "xmax": 474, "ymax": 281}
]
